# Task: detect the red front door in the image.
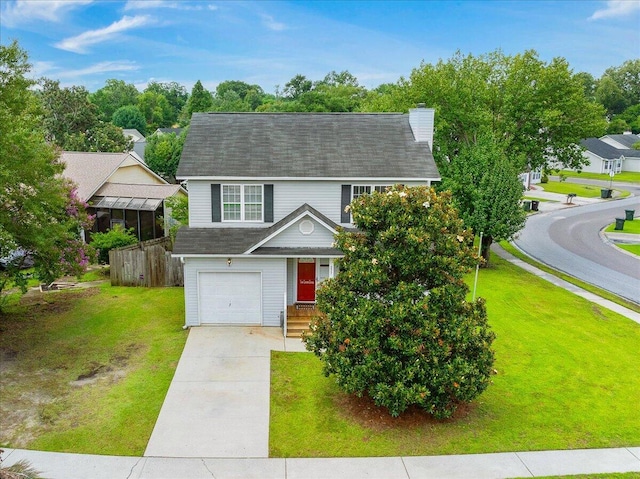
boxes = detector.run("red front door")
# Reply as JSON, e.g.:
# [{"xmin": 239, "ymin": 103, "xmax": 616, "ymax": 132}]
[{"xmin": 297, "ymin": 260, "xmax": 316, "ymax": 302}]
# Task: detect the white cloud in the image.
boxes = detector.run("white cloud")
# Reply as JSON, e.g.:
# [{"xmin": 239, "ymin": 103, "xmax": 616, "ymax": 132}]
[
  {"xmin": 0, "ymin": 0, "xmax": 92, "ymax": 27},
  {"xmin": 589, "ymin": 0, "xmax": 640, "ymax": 20},
  {"xmin": 56, "ymin": 61, "xmax": 139, "ymax": 79},
  {"xmin": 54, "ymin": 15, "xmax": 152, "ymax": 53},
  {"xmin": 260, "ymin": 13, "xmax": 286, "ymax": 31},
  {"xmin": 124, "ymin": 0, "xmax": 214, "ymax": 11}
]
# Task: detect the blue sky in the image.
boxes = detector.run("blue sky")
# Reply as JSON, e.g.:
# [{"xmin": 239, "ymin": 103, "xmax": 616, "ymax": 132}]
[{"xmin": 1, "ymin": 0, "xmax": 638, "ymax": 93}]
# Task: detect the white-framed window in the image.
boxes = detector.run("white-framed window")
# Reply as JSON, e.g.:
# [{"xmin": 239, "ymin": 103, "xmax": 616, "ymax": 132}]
[
  {"xmin": 352, "ymin": 185, "xmax": 391, "ymax": 200},
  {"xmin": 222, "ymin": 184, "xmax": 263, "ymax": 222}
]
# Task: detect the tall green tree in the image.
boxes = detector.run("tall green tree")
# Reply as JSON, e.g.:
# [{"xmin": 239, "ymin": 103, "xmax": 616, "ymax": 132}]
[
  {"xmin": 0, "ymin": 41, "xmax": 94, "ymax": 306},
  {"xmin": 181, "ymin": 80, "xmax": 213, "ymax": 123},
  {"xmin": 39, "ymin": 78, "xmax": 99, "ymax": 147},
  {"xmin": 89, "ymin": 78, "xmax": 139, "ymax": 121},
  {"xmin": 304, "ymin": 186, "xmax": 495, "ymax": 419},
  {"xmin": 362, "ymin": 50, "xmax": 606, "ymax": 174},
  {"xmin": 598, "ymin": 59, "xmax": 640, "ymax": 114},
  {"xmin": 144, "ymin": 81, "xmax": 188, "ymax": 125},
  {"xmin": 39, "ymin": 79, "xmax": 131, "ymax": 152},
  {"xmin": 112, "ymin": 105, "xmax": 147, "ymax": 135},
  {"xmin": 144, "ymin": 128, "xmax": 188, "ymax": 181},
  {"xmin": 137, "ymin": 90, "xmax": 173, "ymax": 131},
  {"xmin": 443, "ymin": 134, "xmax": 527, "ymax": 263}
]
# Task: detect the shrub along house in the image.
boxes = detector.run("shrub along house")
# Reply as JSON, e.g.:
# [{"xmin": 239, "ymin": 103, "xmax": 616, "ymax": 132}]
[
  {"xmin": 61, "ymin": 151, "xmax": 186, "ymax": 241},
  {"xmin": 173, "ymin": 106, "xmax": 440, "ymax": 336}
]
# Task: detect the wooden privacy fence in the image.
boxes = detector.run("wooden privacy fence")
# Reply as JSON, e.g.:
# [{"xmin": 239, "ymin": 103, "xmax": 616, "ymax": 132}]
[{"xmin": 109, "ymin": 237, "xmax": 183, "ymax": 287}]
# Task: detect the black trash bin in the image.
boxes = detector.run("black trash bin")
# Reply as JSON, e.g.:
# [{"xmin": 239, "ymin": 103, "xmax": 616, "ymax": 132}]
[
  {"xmin": 625, "ymin": 209, "xmax": 635, "ymax": 221},
  {"xmin": 530, "ymin": 200, "xmax": 539, "ymax": 211},
  {"xmin": 523, "ymin": 200, "xmax": 531, "ymax": 211},
  {"xmin": 615, "ymin": 218, "xmax": 625, "ymax": 230},
  {"xmin": 600, "ymin": 189, "xmax": 612, "ymax": 199}
]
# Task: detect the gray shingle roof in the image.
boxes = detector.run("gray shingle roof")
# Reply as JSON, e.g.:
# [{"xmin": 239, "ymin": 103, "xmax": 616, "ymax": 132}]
[
  {"xmin": 603, "ymin": 134, "xmax": 640, "ymax": 149},
  {"xmin": 177, "ymin": 112, "xmax": 439, "ymax": 179},
  {"xmin": 581, "ymin": 138, "xmax": 640, "ymax": 159},
  {"xmin": 174, "ymin": 203, "xmax": 343, "ymax": 255}
]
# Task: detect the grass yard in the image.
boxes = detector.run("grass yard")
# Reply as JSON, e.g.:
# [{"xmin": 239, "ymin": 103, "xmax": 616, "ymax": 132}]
[
  {"xmin": 0, "ymin": 284, "xmax": 186, "ymax": 456},
  {"xmin": 270, "ymin": 255, "xmax": 640, "ymax": 458},
  {"xmin": 618, "ymin": 244, "xmax": 640, "ymax": 256},
  {"xmin": 606, "ymin": 219, "xmax": 640, "ymax": 234},
  {"xmin": 499, "ymin": 242, "xmax": 640, "ymax": 314},
  {"xmin": 559, "ymin": 170, "xmax": 640, "ymax": 184},
  {"xmin": 535, "ymin": 475, "xmax": 640, "ymax": 479},
  {"xmin": 538, "ymin": 180, "xmax": 628, "ymax": 198}
]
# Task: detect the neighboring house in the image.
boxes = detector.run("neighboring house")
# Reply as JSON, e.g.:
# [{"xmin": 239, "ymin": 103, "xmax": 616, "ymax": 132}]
[
  {"xmin": 519, "ymin": 170, "xmax": 542, "ymax": 190},
  {"xmin": 61, "ymin": 151, "xmax": 186, "ymax": 242},
  {"xmin": 600, "ymin": 132, "xmax": 640, "ymax": 150},
  {"xmin": 123, "ymin": 128, "xmax": 147, "ymax": 162},
  {"xmin": 172, "ymin": 106, "xmax": 440, "ymax": 332},
  {"xmin": 579, "ymin": 137, "xmax": 640, "ymax": 174},
  {"xmin": 155, "ymin": 127, "xmax": 183, "ymax": 136}
]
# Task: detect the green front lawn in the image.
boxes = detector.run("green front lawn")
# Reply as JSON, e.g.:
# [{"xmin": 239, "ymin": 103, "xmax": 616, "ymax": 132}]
[
  {"xmin": 0, "ymin": 284, "xmax": 187, "ymax": 455},
  {"xmin": 531, "ymin": 475, "xmax": 640, "ymax": 479},
  {"xmin": 559, "ymin": 170, "xmax": 640, "ymax": 184},
  {"xmin": 606, "ymin": 219, "xmax": 640, "ymax": 234},
  {"xmin": 270, "ymin": 256, "xmax": 640, "ymax": 457},
  {"xmin": 539, "ymin": 181, "xmax": 627, "ymax": 198},
  {"xmin": 618, "ymin": 244, "xmax": 640, "ymax": 256},
  {"xmin": 499, "ymin": 242, "xmax": 640, "ymax": 314}
]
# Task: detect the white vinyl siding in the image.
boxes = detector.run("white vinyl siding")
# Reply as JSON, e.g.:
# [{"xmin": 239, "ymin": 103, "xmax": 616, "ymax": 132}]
[
  {"xmin": 183, "ymin": 257, "xmax": 286, "ymax": 327},
  {"xmin": 263, "ymin": 217, "xmax": 336, "ymax": 248},
  {"xmin": 186, "ymin": 180, "xmax": 430, "ymax": 228}
]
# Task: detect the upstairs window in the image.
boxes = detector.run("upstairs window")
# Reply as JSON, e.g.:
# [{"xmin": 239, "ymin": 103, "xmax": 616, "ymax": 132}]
[
  {"xmin": 352, "ymin": 185, "xmax": 391, "ymax": 200},
  {"xmin": 222, "ymin": 184, "xmax": 263, "ymax": 222}
]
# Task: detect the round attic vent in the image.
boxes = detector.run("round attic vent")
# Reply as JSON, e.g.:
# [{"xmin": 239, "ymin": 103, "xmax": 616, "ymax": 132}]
[{"xmin": 299, "ymin": 219, "xmax": 314, "ymax": 235}]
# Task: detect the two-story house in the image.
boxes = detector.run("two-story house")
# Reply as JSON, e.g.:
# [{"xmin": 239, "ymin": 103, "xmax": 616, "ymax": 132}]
[{"xmin": 173, "ymin": 106, "xmax": 440, "ymax": 334}]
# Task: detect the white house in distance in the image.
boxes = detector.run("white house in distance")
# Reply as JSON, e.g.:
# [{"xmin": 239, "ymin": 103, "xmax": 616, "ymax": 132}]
[
  {"xmin": 172, "ymin": 107, "xmax": 441, "ymax": 335},
  {"xmin": 578, "ymin": 133, "xmax": 640, "ymax": 174},
  {"xmin": 61, "ymin": 151, "xmax": 186, "ymax": 241},
  {"xmin": 122, "ymin": 129, "xmax": 146, "ymax": 161}
]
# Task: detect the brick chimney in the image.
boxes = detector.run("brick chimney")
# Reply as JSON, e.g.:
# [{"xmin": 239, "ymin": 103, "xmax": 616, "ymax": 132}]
[{"xmin": 408, "ymin": 103, "xmax": 435, "ymax": 150}]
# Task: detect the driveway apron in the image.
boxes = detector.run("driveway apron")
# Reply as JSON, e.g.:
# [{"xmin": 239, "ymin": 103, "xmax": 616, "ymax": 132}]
[{"xmin": 144, "ymin": 327, "xmax": 299, "ymax": 458}]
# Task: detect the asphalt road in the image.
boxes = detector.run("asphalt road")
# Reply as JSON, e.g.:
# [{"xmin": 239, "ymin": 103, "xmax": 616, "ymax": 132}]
[{"xmin": 513, "ymin": 179, "xmax": 640, "ymax": 305}]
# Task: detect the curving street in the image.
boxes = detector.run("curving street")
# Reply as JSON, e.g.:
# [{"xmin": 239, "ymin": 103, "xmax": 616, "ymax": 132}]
[{"xmin": 514, "ymin": 180, "xmax": 640, "ymax": 305}]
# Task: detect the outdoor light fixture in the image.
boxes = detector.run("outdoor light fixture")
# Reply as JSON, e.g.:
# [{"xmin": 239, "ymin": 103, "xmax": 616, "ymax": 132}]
[{"xmin": 227, "ymin": 258, "xmax": 232, "ymax": 266}]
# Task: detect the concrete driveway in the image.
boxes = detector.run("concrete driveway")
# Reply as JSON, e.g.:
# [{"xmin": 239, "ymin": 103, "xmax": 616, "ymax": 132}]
[{"xmin": 144, "ymin": 327, "xmax": 306, "ymax": 458}]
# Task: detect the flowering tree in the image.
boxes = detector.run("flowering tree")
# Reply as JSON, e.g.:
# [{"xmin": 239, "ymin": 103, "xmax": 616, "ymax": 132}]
[
  {"xmin": 0, "ymin": 41, "xmax": 96, "ymax": 308},
  {"xmin": 303, "ymin": 185, "xmax": 495, "ymax": 419}
]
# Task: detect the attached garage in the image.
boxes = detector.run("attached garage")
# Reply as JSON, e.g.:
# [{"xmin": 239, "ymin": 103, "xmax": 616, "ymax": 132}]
[{"xmin": 198, "ymin": 272, "xmax": 262, "ymax": 325}]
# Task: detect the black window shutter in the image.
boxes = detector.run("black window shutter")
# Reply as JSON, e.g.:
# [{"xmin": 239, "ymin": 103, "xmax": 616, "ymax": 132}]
[
  {"xmin": 264, "ymin": 184, "xmax": 274, "ymax": 222},
  {"xmin": 341, "ymin": 184, "xmax": 351, "ymax": 223},
  {"xmin": 211, "ymin": 184, "xmax": 221, "ymax": 222}
]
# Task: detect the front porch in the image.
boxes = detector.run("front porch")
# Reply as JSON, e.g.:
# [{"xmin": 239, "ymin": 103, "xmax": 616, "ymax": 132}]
[
  {"xmin": 284, "ymin": 256, "xmax": 335, "ymax": 337},
  {"xmin": 285, "ymin": 303, "xmax": 319, "ymax": 338}
]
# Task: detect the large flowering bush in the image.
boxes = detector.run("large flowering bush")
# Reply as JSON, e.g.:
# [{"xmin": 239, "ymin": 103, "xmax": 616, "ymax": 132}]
[
  {"xmin": 33, "ymin": 185, "xmax": 97, "ymax": 284},
  {"xmin": 303, "ymin": 185, "xmax": 495, "ymax": 419}
]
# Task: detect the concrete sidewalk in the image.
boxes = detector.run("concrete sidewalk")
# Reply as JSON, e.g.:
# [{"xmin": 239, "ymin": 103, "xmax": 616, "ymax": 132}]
[
  {"xmin": 144, "ymin": 327, "xmax": 306, "ymax": 458},
  {"xmin": 3, "ymin": 446, "xmax": 640, "ymax": 479},
  {"xmin": 523, "ymin": 186, "xmax": 604, "ymax": 212}
]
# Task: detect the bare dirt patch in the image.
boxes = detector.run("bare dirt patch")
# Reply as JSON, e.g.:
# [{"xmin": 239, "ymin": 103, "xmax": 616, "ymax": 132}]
[{"xmin": 334, "ymin": 393, "xmax": 474, "ymax": 432}]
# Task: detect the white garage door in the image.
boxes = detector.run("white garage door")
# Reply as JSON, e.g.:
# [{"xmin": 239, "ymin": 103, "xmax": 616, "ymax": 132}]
[{"xmin": 199, "ymin": 272, "xmax": 262, "ymax": 325}]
